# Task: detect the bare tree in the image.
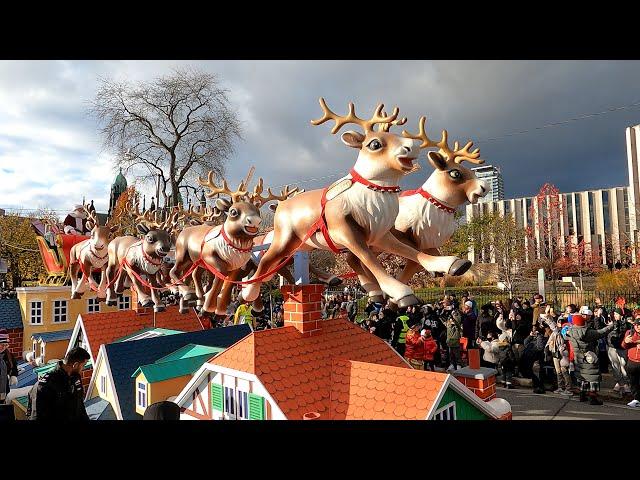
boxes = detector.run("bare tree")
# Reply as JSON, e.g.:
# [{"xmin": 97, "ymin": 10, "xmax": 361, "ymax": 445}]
[{"xmin": 90, "ymin": 67, "xmax": 242, "ymax": 208}]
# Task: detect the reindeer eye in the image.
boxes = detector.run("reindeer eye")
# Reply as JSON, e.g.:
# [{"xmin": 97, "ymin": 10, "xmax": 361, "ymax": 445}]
[
  {"xmin": 448, "ymin": 169, "xmax": 462, "ymax": 180},
  {"xmin": 229, "ymin": 208, "xmax": 238, "ymax": 218},
  {"xmin": 367, "ymin": 139, "xmax": 382, "ymax": 151}
]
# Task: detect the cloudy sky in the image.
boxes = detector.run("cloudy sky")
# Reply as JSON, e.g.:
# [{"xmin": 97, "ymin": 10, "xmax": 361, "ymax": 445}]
[{"xmin": 1, "ymin": 60, "xmax": 640, "ymax": 217}]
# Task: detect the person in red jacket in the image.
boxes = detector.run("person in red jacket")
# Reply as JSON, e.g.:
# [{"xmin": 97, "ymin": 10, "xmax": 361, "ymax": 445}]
[
  {"xmin": 404, "ymin": 319, "xmax": 425, "ymax": 369},
  {"xmin": 422, "ymin": 327, "xmax": 439, "ymax": 371},
  {"xmin": 622, "ymin": 317, "xmax": 640, "ymax": 407}
]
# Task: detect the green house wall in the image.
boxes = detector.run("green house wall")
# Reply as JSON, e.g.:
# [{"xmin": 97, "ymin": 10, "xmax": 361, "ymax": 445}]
[{"xmin": 435, "ymin": 388, "xmax": 490, "ymax": 420}]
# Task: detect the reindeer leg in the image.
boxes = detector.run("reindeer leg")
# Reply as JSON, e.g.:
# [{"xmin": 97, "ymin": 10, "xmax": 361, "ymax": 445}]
[
  {"xmin": 200, "ymin": 255, "xmax": 228, "ymax": 316},
  {"xmin": 242, "ymin": 236, "xmax": 300, "ymax": 303},
  {"xmin": 192, "ymin": 267, "xmax": 205, "ymax": 311},
  {"xmin": 149, "ymin": 275, "xmax": 166, "ymax": 313},
  {"xmin": 170, "ymin": 244, "xmax": 196, "ymax": 301},
  {"xmin": 97, "ymin": 266, "xmax": 107, "ymax": 301},
  {"xmin": 345, "ymin": 252, "xmax": 383, "ymax": 302},
  {"xmin": 373, "ymin": 232, "xmax": 465, "ymax": 276},
  {"xmin": 329, "ymin": 217, "xmax": 417, "ymax": 307},
  {"xmin": 217, "ymin": 269, "xmax": 242, "ymax": 316},
  {"xmin": 70, "ymin": 262, "xmax": 82, "ymax": 299},
  {"xmin": 105, "ymin": 263, "xmax": 118, "ymax": 306}
]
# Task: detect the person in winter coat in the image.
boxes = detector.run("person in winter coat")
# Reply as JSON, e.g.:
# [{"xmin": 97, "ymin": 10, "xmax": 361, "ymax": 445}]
[
  {"xmin": 422, "ymin": 328, "xmax": 439, "ymax": 371},
  {"xmin": 442, "ymin": 308, "xmax": 462, "ymax": 371},
  {"xmin": 461, "ymin": 301, "xmax": 478, "ymax": 349},
  {"xmin": 404, "ymin": 319, "xmax": 426, "ymax": 369},
  {"xmin": 27, "ymin": 347, "xmax": 91, "ymax": 420},
  {"xmin": 622, "ymin": 318, "xmax": 640, "ymax": 408},
  {"xmin": 544, "ymin": 318, "xmax": 572, "ymax": 396},
  {"xmin": 477, "ymin": 331, "xmax": 500, "ymax": 369},
  {"xmin": 0, "ymin": 330, "xmax": 18, "ymax": 404},
  {"xmin": 477, "ymin": 305, "xmax": 495, "ymax": 338},
  {"xmin": 374, "ymin": 306, "xmax": 394, "ymax": 342},
  {"xmin": 392, "ymin": 309, "xmax": 411, "ymax": 357},
  {"xmin": 519, "ymin": 325, "xmax": 549, "ymax": 394},
  {"xmin": 565, "ymin": 313, "xmax": 615, "ymax": 405},
  {"xmin": 345, "ymin": 295, "xmax": 358, "ymax": 323},
  {"xmin": 605, "ymin": 308, "xmax": 632, "ymax": 395}
]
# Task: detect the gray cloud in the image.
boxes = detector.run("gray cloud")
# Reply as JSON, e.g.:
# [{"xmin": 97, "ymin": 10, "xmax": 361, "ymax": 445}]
[{"xmin": 1, "ymin": 60, "xmax": 640, "ymax": 216}]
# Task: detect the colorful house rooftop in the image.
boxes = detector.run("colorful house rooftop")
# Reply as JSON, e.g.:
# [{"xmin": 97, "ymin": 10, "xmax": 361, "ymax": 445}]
[
  {"xmin": 132, "ymin": 350, "xmax": 223, "ymax": 384},
  {"xmin": 32, "ymin": 329, "xmax": 74, "ymax": 343},
  {"xmin": 0, "ymin": 298, "xmax": 22, "ymax": 330},
  {"xmin": 115, "ymin": 327, "xmax": 185, "ymax": 343},
  {"xmin": 99, "ymin": 325, "xmax": 251, "ymax": 420},
  {"xmin": 70, "ymin": 306, "xmax": 204, "ymax": 363},
  {"xmin": 209, "ymin": 318, "xmax": 409, "ymax": 420}
]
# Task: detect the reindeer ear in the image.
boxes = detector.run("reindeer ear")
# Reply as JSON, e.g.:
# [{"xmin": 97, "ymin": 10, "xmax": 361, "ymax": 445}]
[
  {"xmin": 427, "ymin": 151, "xmax": 448, "ymax": 171},
  {"xmin": 215, "ymin": 198, "xmax": 231, "ymax": 212},
  {"xmin": 137, "ymin": 224, "xmax": 149, "ymax": 235},
  {"xmin": 341, "ymin": 131, "xmax": 365, "ymax": 149}
]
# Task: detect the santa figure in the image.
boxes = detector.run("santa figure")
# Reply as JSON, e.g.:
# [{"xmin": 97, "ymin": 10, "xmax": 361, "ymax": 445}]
[{"xmin": 63, "ymin": 205, "xmax": 90, "ymax": 235}]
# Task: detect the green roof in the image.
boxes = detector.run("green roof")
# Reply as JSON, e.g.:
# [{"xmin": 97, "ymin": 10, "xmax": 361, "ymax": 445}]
[
  {"xmin": 113, "ymin": 168, "xmax": 128, "ymax": 190},
  {"xmin": 114, "ymin": 328, "xmax": 184, "ymax": 343},
  {"xmin": 131, "ymin": 352, "xmax": 222, "ymax": 383},
  {"xmin": 155, "ymin": 344, "xmax": 222, "ymax": 363},
  {"xmin": 34, "ymin": 359, "xmax": 92, "ymax": 377},
  {"xmin": 15, "ymin": 395, "xmax": 29, "ymax": 409}
]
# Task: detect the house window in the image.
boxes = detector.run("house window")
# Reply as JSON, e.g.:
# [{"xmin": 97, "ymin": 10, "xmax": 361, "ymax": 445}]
[
  {"xmin": 237, "ymin": 391, "xmax": 249, "ymax": 420},
  {"xmin": 137, "ymin": 382, "xmax": 147, "ymax": 409},
  {"xmin": 88, "ymin": 298, "xmax": 100, "ymax": 313},
  {"xmin": 118, "ymin": 295, "xmax": 131, "ymax": 311},
  {"xmin": 53, "ymin": 300, "xmax": 68, "ymax": 323},
  {"xmin": 30, "ymin": 301, "xmax": 43, "ymax": 325},
  {"xmin": 224, "ymin": 386, "xmax": 235, "ymax": 416},
  {"xmin": 100, "ymin": 375, "xmax": 107, "ymax": 395},
  {"xmin": 433, "ymin": 402, "xmax": 457, "ymax": 420}
]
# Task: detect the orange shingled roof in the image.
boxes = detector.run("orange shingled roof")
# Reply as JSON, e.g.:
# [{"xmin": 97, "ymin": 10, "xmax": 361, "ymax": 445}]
[
  {"xmin": 79, "ymin": 306, "xmax": 203, "ymax": 361},
  {"xmin": 210, "ymin": 318, "xmax": 409, "ymax": 420},
  {"xmin": 329, "ymin": 359, "xmax": 448, "ymax": 420}
]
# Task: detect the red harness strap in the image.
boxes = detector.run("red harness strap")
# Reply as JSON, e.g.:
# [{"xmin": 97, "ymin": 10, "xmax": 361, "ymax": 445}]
[
  {"xmin": 400, "ymin": 188, "xmax": 456, "ymax": 214},
  {"xmin": 220, "ymin": 227, "xmax": 253, "ymax": 253},
  {"xmin": 312, "ymin": 170, "xmax": 402, "ymax": 254}
]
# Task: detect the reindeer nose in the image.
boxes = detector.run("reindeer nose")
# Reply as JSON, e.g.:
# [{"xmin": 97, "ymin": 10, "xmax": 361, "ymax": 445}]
[
  {"xmin": 401, "ymin": 145, "xmax": 411, "ymax": 155},
  {"xmin": 480, "ymin": 185, "xmax": 486, "ymax": 193}
]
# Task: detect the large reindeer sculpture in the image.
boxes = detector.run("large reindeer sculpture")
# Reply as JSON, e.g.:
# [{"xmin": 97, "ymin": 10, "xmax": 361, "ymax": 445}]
[
  {"xmin": 388, "ymin": 117, "xmax": 489, "ymax": 283},
  {"xmin": 105, "ymin": 206, "xmax": 182, "ymax": 312},
  {"xmin": 69, "ymin": 205, "xmax": 119, "ymax": 300},
  {"xmin": 241, "ymin": 98, "xmax": 447, "ymax": 308},
  {"xmin": 170, "ymin": 173, "xmax": 268, "ymax": 318}
]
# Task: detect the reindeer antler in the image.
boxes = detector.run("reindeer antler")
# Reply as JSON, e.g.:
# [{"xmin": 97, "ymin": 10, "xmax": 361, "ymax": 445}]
[
  {"xmin": 161, "ymin": 207, "xmax": 184, "ymax": 234},
  {"xmin": 83, "ymin": 204, "xmax": 100, "ymax": 227},
  {"xmin": 197, "ymin": 171, "xmax": 248, "ymax": 203},
  {"xmin": 130, "ymin": 200, "xmax": 162, "ymax": 229},
  {"xmin": 378, "ymin": 109, "xmax": 407, "ymax": 133},
  {"xmin": 402, "ymin": 117, "xmax": 484, "ymax": 165},
  {"xmin": 311, "ymin": 97, "xmax": 401, "ymax": 134},
  {"xmin": 249, "ymin": 177, "xmax": 302, "ymax": 208}
]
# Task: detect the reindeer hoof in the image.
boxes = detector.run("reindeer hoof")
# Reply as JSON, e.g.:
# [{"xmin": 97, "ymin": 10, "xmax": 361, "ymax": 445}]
[
  {"xmin": 370, "ymin": 294, "xmax": 385, "ymax": 304},
  {"xmin": 141, "ymin": 300, "xmax": 154, "ymax": 308},
  {"xmin": 71, "ymin": 292, "xmax": 82, "ymax": 300},
  {"xmin": 106, "ymin": 299, "xmax": 117, "ymax": 307},
  {"xmin": 179, "ymin": 307, "xmax": 189, "ymax": 314},
  {"xmin": 154, "ymin": 305, "xmax": 166, "ymax": 313},
  {"xmin": 327, "ymin": 276, "xmax": 343, "ymax": 287},
  {"xmin": 183, "ymin": 292, "xmax": 197, "ymax": 302},
  {"xmin": 396, "ymin": 294, "xmax": 420, "ymax": 309},
  {"xmin": 97, "ymin": 296, "xmax": 106, "ymax": 304},
  {"xmin": 448, "ymin": 259, "xmax": 472, "ymax": 276},
  {"xmin": 387, "ymin": 300, "xmax": 398, "ymax": 312}
]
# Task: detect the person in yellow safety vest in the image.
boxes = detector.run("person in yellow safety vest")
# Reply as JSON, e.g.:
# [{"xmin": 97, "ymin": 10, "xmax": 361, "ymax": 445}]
[
  {"xmin": 392, "ymin": 309, "xmax": 411, "ymax": 357},
  {"xmin": 234, "ymin": 303, "xmax": 255, "ymax": 330}
]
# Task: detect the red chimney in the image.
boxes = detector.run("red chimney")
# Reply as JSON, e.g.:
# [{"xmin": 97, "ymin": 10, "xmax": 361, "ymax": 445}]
[{"xmin": 281, "ymin": 284, "xmax": 324, "ymax": 336}]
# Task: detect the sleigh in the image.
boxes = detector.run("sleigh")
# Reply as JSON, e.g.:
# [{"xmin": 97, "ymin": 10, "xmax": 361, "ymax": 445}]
[{"xmin": 32, "ymin": 220, "xmax": 90, "ymax": 285}]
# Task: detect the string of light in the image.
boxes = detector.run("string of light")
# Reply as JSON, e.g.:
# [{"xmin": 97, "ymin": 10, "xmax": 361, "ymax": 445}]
[{"xmin": 3, "ymin": 98, "xmax": 640, "ymax": 207}]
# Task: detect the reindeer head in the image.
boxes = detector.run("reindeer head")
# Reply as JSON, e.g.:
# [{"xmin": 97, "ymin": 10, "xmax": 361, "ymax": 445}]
[
  {"xmin": 311, "ymin": 98, "xmax": 419, "ymax": 178},
  {"xmin": 132, "ymin": 206, "xmax": 181, "ymax": 260},
  {"xmin": 84, "ymin": 205, "xmax": 118, "ymax": 251},
  {"xmin": 402, "ymin": 117, "xmax": 490, "ymax": 206},
  {"xmin": 198, "ymin": 171, "xmax": 262, "ymax": 240}
]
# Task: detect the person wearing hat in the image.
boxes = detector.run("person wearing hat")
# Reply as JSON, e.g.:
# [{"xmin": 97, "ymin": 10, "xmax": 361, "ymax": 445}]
[
  {"xmin": 622, "ymin": 317, "xmax": 640, "ymax": 407},
  {"xmin": 63, "ymin": 204, "xmax": 90, "ymax": 235},
  {"xmin": 605, "ymin": 308, "xmax": 632, "ymax": 395},
  {"xmin": 565, "ymin": 313, "xmax": 615, "ymax": 405},
  {"xmin": 392, "ymin": 308, "xmax": 411, "ymax": 357},
  {"xmin": 404, "ymin": 318, "xmax": 426, "ymax": 369},
  {"xmin": 0, "ymin": 330, "xmax": 18, "ymax": 404},
  {"xmin": 422, "ymin": 327, "xmax": 439, "ymax": 371}
]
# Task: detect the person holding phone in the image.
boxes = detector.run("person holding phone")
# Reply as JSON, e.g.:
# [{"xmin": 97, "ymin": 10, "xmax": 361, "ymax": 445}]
[{"xmin": 622, "ymin": 317, "xmax": 640, "ymax": 407}]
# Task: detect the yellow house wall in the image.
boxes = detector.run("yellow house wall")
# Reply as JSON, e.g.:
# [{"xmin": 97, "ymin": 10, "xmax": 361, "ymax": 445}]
[
  {"xmin": 88, "ymin": 353, "xmax": 120, "ymax": 419},
  {"xmin": 17, "ymin": 286, "xmax": 130, "ymax": 354},
  {"xmin": 134, "ymin": 374, "xmax": 191, "ymax": 416},
  {"xmin": 37, "ymin": 339, "xmax": 68, "ymax": 364}
]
